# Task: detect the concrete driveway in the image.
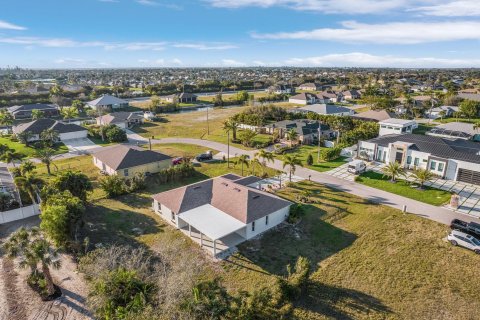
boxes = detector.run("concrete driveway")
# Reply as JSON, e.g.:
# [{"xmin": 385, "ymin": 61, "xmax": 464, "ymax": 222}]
[{"xmin": 64, "ymin": 138, "xmax": 100, "ymax": 155}]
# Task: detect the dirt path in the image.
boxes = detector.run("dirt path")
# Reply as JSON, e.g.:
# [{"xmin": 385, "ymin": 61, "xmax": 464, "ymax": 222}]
[{"xmin": 0, "ymin": 258, "xmax": 28, "ymax": 320}]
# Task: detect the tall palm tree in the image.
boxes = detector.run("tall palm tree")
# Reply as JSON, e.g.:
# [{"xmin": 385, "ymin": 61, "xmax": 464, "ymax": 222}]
[
  {"xmin": 282, "ymin": 154, "xmax": 303, "ymax": 182},
  {"xmin": 250, "ymin": 157, "xmax": 262, "ymax": 176},
  {"xmin": 2, "ymin": 150, "xmax": 23, "ymax": 167},
  {"xmin": 381, "ymin": 162, "xmax": 405, "ymax": 183},
  {"xmin": 0, "ymin": 111, "xmax": 14, "ymax": 132},
  {"xmin": 14, "ymin": 174, "xmax": 41, "ymax": 204},
  {"xmin": 412, "ymin": 168, "xmax": 435, "ymax": 189},
  {"xmin": 40, "ymin": 129, "xmax": 59, "ymax": 147},
  {"xmin": 19, "ymin": 160, "xmax": 36, "ymax": 176},
  {"xmin": 31, "ymin": 109, "xmax": 45, "ymax": 120},
  {"xmin": 255, "ymin": 149, "xmax": 274, "ymax": 175},
  {"xmin": 35, "ymin": 148, "xmax": 55, "ymax": 175},
  {"xmin": 17, "ymin": 131, "xmax": 34, "ymax": 146},
  {"xmin": 286, "ymin": 128, "xmax": 299, "ymax": 146},
  {"xmin": 223, "ymin": 119, "xmax": 239, "ymax": 141},
  {"xmin": 235, "ymin": 154, "xmax": 250, "ymax": 176},
  {"xmin": 3, "ymin": 227, "xmax": 40, "ymax": 274},
  {"xmin": 61, "ymin": 106, "xmax": 79, "ymax": 120},
  {"xmin": 31, "ymin": 238, "xmax": 61, "ymax": 296}
]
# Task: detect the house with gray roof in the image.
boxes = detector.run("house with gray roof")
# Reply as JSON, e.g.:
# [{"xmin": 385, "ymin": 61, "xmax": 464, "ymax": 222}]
[
  {"xmin": 294, "ymin": 104, "xmax": 354, "ymax": 116},
  {"xmin": 96, "ymin": 112, "xmax": 144, "ymax": 130},
  {"xmin": 12, "ymin": 118, "xmax": 87, "ymax": 141},
  {"xmin": 92, "ymin": 145, "xmax": 172, "ymax": 177},
  {"xmin": 87, "ymin": 95, "xmax": 129, "ymax": 111},
  {"xmin": 427, "ymin": 122, "xmax": 480, "ymax": 141},
  {"xmin": 152, "ymin": 174, "xmax": 292, "ymax": 258},
  {"xmin": 163, "ymin": 92, "xmax": 197, "ymax": 103},
  {"xmin": 265, "ymin": 119, "xmax": 334, "ymax": 144},
  {"xmin": 358, "ymin": 133, "xmax": 480, "ymax": 185},
  {"xmin": 7, "ymin": 103, "xmax": 60, "ymax": 119}
]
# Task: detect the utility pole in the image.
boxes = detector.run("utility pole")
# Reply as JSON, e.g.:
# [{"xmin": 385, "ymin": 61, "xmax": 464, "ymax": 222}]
[
  {"xmin": 227, "ymin": 130, "xmax": 230, "ymax": 168},
  {"xmin": 317, "ymin": 126, "xmax": 321, "ymax": 163},
  {"xmin": 206, "ymin": 106, "xmax": 210, "ymax": 135}
]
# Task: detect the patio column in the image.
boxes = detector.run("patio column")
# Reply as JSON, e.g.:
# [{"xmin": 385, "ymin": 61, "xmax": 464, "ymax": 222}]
[
  {"xmin": 188, "ymin": 224, "xmax": 192, "ymax": 236},
  {"xmin": 213, "ymin": 239, "xmax": 217, "ymax": 257},
  {"xmin": 200, "ymin": 233, "xmax": 203, "ymax": 247}
]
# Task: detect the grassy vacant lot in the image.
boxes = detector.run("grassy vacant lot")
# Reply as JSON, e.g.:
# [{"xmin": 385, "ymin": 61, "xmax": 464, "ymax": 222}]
[
  {"xmin": 0, "ymin": 136, "xmax": 68, "ymax": 158},
  {"xmin": 356, "ymin": 171, "xmax": 451, "ymax": 206},
  {"xmin": 276, "ymin": 145, "xmax": 348, "ymax": 172}
]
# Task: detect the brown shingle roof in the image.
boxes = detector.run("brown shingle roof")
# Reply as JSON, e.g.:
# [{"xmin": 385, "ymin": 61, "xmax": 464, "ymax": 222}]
[
  {"xmin": 93, "ymin": 145, "xmax": 171, "ymax": 170},
  {"xmin": 152, "ymin": 175, "xmax": 291, "ymax": 223}
]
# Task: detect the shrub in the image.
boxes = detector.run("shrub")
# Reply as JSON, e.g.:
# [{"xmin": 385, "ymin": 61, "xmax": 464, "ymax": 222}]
[
  {"xmin": 319, "ymin": 146, "xmax": 342, "ymax": 161},
  {"xmin": 277, "ymin": 256, "xmax": 311, "ymax": 301},
  {"xmin": 125, "ymin": 172, "xmax": 147, "ymax": 192},
  {"xmin": 287, "ymin": 204, "xmax": 305, "ymax": 224},
  {"xmin": 105, "ymin": 125, "xmax": 127, "ymax": 143},
  {"xmin": 100, "ymin": 175, "xmax": 127, "ymax": 198},
  {"xmin": 306, "ymin": 154, "xmax": 313, "ymax": 166}
]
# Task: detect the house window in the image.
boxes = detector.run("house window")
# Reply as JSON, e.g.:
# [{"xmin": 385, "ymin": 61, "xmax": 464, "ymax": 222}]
[
  {"xmin": 265, "ymin": 216, "xmax": 269, "ymax": 225},
  {"xmin": 430, "ymin": 161, "xmax": 436, "ymax": 170},
  {"xmin": 171, "ymin": 212, "xmax": 175, "ymax": 221},
  {"xmin": 124, "ymin": 169, "xmax": 129, "ymax": 176},
  {"xmin": 406, "ymin": 156, "xmax": 412, "ymax": 165},
  {"xmin": 414, "ymin": 158, "xmax": 420, "ymax": 166},
  {"xmin": 438, "ymin": 163, "xmax": 445, "ymax": 172},
  {"xmin": 252, "ymin": 221, "xmax": 255, "ymax": 232}
]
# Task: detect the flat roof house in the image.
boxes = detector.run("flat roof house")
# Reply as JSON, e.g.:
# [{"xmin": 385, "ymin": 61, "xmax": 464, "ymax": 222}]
[
  {"xmin": 87, "ymin": 95, "xmax": 129, "ymax": 111},
  {"xmin": 358, "ymin": 133, "xmax": 480, "ymax": 185},
  {"xmin": 152, "ymin": 174, "xmax": 292, "ymax": 258},
  {"xmin": 96, "ymin": 112, "xmax": 144, "ymax": 130},
  {"xmin": 378, "ymin": 118, "xmax": 417, "ymax": 136},
  {"xmin": 12, "ymin": 118, "xmax": 87, "ymax": 141},
  {"xmin": 295, "ymin": 104, "xmax": 354, "ymax": 116},
  {"xmin": 92, "ymin": 145, "xmax": 172, "ymax": 177},
  {"xmin": 7, "ymin": 103, "xmax": 60, "ymax": 120}
]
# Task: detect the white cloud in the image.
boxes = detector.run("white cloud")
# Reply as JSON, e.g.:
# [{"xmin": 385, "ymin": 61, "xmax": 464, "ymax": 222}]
[
  {"xmin": 136, "ymin": 0, "xmax": 158, "ymax": 5},
  {"xmin": 207, "ymin": 0, "xmax": 410, "ymax": 14},
  {"xmin": 172, "ymin": 43, "xmax": 237, "ymax": 50},
  {"xmin": 172, "ymin": 58, "xmax": 183, "ymax": 65},
  {"xmin": 410, "ymin": 0, "xmax": 480, "ymax": 16},
  {"xmin": 285, "ymin": 52, "xmax": 480, "ymax": 67},
  {"xmin": 54, "ymin": 58, "xmax": 85, "ymax": 64},
  {"xmin": 222, "ymin": 59, "xmax": 246, "ymax": 67},
  {"xmin": 252, "ymin": 20, "xmax": 480, "ymax": 44},
  {"xmin": 0, "ymin": 20, "xmax": 26, "ymax": 30}
]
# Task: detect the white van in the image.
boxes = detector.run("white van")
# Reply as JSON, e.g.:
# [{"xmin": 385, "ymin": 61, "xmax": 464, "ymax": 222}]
[{"xmin": 347, "ymin": 160, "xmax": 366, "ymax": 174}]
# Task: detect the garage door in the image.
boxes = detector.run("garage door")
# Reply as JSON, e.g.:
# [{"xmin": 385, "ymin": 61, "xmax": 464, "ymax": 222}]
[{"xmin": 457, "ymin": 168, "xmax": 480, "ymax": 185}]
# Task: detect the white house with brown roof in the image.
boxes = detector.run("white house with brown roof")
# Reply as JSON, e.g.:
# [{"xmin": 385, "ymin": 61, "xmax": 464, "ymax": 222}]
[
  {"xmin": 92, "ymin": 145, "xmax": 172, "ymax": 177},
  {"xmin": 151, "ymin": 174, "xmax": 292, "ymax": 258},
  {"xmin": 96, "ymin": 112, "xmax": 144, "ymax": 130}
]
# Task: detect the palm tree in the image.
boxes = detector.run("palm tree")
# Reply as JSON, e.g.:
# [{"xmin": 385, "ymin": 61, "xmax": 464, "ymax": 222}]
[
  {"xmin": 61, "ymin": 106, "xmax": 79, "ymax": 120},
  {"xmin": 35, "ymin": 148, "xmax": 56, "ymax": 175},
  {"xmin": 0, "ymin": 111, "xmax": 14, "ymax": 132},
  {"xmin": 17, "ymin": 131, "xmax": 34, "ymax": 146},
  {"xmin": 31, "ymin": 109, "xmax": 45, "ymax": 120},
  {"xmin": 255, "ymin": 149, "xmax": 274, "ymax": 175},
  {"xmin": 0, "ymin": 143, "xmax": 10, "ymax": 156},
  {"xmin": 3, "ymin": 227, "xmax": 40, "ymax": 274},
  {"xmin": 14, "ymin": 174, "xmax": 41, "ymax": 204},
  {"xmin": 250, "ymin": 157, "xmax": 262, "ymax": 176},
  {"xmin": 223, "ymin": 119, "xmax": 239, "ymax": 141},
  {"xmin": 1, "ymin": 150, "xmax": 23, "ymax": 167},
  {"xmin": 235, "ymin": 154, "xmax": 250, "ymax": 176},
  {"xmin": 286, "ymin": 128, "xmax": 299, "ymax": 146},
  {"xmin": 381, "ymin": 162, "xmax": 405, "ymax": 183},
  {"xmin": 19, "ymin": 160, "xmax": 36, "ymax": 176},
  {"xmin": 282, "ymin": 154, "xmax": 303, "ymax": 182},
  {"xmin": 412, "ymin": 168, "xmax": 435, "ymax": 189},
  {"xmin": 31, "ymin": 238, "xmax": 61, "ymax": 296},
  {"xmin": 40, "ymin": 129, "xmax": 59, "ymax": 147}
]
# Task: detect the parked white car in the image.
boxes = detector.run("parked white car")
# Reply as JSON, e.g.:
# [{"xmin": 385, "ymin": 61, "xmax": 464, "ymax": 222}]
[
  {"xmin": 447, "ymin": 230, "xmax": 480, "ymax": 254},
  {"xmin": 347, "ymin": 160, "xmax": 366, "ymax": 174}
]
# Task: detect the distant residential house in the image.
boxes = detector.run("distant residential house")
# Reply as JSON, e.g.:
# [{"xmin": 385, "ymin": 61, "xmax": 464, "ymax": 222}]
[
  {"xmin": 297, "ymin": 83, "xmax": 324, "ymax": 91},
  {"xmin": 12, "ymin": 118, "xmax": 87, "ymax": 141},
  {"xmin": 96, "ymin": 112, "xmax": 144, "ymax": 130},
  {"xmin": 7, "ymin": 103, "xmax": 60, "ymax": 120},
  {"xmin": 87, "ymin": 95, "xmax": 129, "ymax": 110},
  {"xmin": 61, "ymin": 84, "xmax": 84, "ymax": 92},
  {"xmin": 352, "ymin": 110, "xmax": 396, "ymax": 122},
  {"xmin": 378, "ymin": 118, "xmax": 417, "ymax": 136},
  {"xmin": 458, "ymin": 93, "xmax": 480, "ymax": 102},
  {"xmin": 427, "ymin": 122, "xmax": 480, "ymax": 141},
  {"xmin": 341, "ymin": 90, "xmax": 361, "ymax": 100},
  {"xmin": 316, "ymin": 91, "xmax": 343, "ymax": 103},
  {"xmin": 152, "ymin": 174, "xmax": 292, "ymax": 258},
  {"xmin": 288, "ymin": 92, "xmax": 318, "ymax": 105},
  {"xmin": 266, "ymin": 85, "xmax": 294, "ymax": 94},
  {"xmin": 426, "ymin": 106, "xmax": 459, "ymax": 119},
  {"xmin": 164, "ymin": 92, "xmax": 198, "ymax": 103},
  {"xmin": 265, "ymin": 119, "xmax": 334, "ymax": 144},
  {"xmin": 92, "ymin": 145, "xmax": 172, "ymax": 177},
  {"xmin": 294, "ymin": 104, "xmax": 354, "ymax": 116}
]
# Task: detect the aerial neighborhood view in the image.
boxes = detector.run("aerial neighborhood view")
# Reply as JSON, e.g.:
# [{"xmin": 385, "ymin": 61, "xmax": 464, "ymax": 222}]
[{"xmin": 2, "ymin": 1, "xmax": 480, "ymax": 319}]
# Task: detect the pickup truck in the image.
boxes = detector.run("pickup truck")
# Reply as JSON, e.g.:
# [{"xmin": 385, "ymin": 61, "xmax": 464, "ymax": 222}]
[{"xmin": 450, "ymin": 219, "xmax": 480, "ymax": 237}]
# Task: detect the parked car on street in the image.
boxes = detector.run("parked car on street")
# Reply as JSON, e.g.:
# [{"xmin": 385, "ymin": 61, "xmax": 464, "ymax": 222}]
[
  {"xmin": 447, "ymin": 230, "xmax": 480, "ymax": 254},
  {"xmin": 196, "ymin": 151, "xmax": 213, "ymax": 162},
  {"xmin": 450, "ymin": 219, "xmax": 480, "ymax": 237},
  {"xmin": 347, "ymin": 160, "xmax": 366, "ymax": 174}
]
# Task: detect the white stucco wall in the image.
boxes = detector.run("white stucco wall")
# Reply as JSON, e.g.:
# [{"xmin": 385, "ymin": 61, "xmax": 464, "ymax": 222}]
[
  {"xmin": 92, "ymin": 157, "xmax": 171, "ymax": 177},
  {"xmin": 244, "ymin": 206, "xmax": 290, "ymax": 240},
  {"xmin": 288, "ymin": 98, "xmax": 308, "ymax": 105},
  {"xmin": 59, "ymin": 130, "xmax": 88, "ymax": 141}
]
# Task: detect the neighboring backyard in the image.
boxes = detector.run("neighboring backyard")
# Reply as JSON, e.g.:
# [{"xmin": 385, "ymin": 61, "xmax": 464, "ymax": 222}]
[
  {"xmin": 276, "ymin": 145, "xmax": 348, "ymax": 172},
  {"xmin": 0, "ymin": 136, "xmax": 69, "ymax": 158},
  {"xmin": 356, "ymin": 171, "xmax": 451, "ymax": 206}
]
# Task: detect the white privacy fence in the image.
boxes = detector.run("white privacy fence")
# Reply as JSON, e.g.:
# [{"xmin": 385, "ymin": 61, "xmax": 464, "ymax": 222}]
[{"xmin": 0, "ymin": 204, "xmax": 40, "ymax": 224}]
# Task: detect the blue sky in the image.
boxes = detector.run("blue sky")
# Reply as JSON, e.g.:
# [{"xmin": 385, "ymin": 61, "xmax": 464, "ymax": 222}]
[{"xmin": 1, "ymin": 0, "xmax": 479, "ymax": 68}]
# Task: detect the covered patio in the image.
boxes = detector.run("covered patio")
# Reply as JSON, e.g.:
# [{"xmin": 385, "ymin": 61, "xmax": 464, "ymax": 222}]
[{"xmin": 177, "ymin": 204, "xmax": 247, "ymax": 258}]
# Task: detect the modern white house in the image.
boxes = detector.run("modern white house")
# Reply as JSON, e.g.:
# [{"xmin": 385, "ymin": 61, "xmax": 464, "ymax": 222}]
[
  {"xmin": 87, "ymin": 95, "xmax": 129, "ymax": 110},
  {"xmin": 358, "ymin": 133, "xmax": 480, "ymax": 185},
  {"xmin": 92, "ymin": 145, "xmax": 172, "ymax": 177},
  {"xmin": 378, "ymin": 118, "xmax": 417, "ymax": 136},
  {"xmin": 12, "ymin": 118, "xmax": 88, "ymax": 141},
  {"xmin": 152, "ymin": 174, "xmax": 292, "ymax": 258}
]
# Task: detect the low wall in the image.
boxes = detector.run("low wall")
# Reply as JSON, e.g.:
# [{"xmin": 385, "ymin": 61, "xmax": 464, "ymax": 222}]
[{"xmin": 0, "ymin": 204, "xmax": 40, "ymax": 224}]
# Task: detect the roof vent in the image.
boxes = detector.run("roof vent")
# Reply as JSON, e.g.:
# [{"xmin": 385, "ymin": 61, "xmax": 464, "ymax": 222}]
[
  {"xmin": 233, "ymin": 187, "xmax": 241, "ymax": 192},
  {"xmin": 221, "ymin": 182, "xmax": 229, "ymax": 186},
  {"xmin": 193, "ymin": 186, "xmax": 201, "ymax": 190}
]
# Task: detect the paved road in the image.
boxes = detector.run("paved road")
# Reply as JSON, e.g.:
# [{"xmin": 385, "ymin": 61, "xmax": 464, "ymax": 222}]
[{"xmin": 151, "ymin": 137, "xmax": 479, "ymax": 225}]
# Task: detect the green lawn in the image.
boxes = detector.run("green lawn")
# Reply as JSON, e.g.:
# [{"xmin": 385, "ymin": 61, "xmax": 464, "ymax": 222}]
[
  {"xmin": 276, "ymin": 145, "xmax": 348, "ymax": 172},
  {"xmin": 0, "ymin": 136, "xmax": 68, "ymax": 158},
  {"xmin": 438, "ymin": 117, "xmax": 480, "ymax": 124},
  {"xmin": 356, "ymin": 171, "xmax": 451, "ymax": 206}
]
